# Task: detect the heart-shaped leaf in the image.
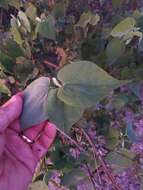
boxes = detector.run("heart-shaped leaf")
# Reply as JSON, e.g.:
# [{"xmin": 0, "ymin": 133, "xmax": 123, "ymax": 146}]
[
  {"xmin": 57, "ymin": 83, "xmax": 122, "ymax": 109},
  {"xmin": 20, "ymin": 77, "xmax": 50, "ymax": 129},
  {"xmin": 46, "ymin": 88, "xmax": 83, "ymax": 133},
  {"xmin": 20, "ymin": 61, "xmax": 128, "ymax": 132},
  {"xmin": 58, "ymin": 61, "xmax": 124, "ymax": 85}
]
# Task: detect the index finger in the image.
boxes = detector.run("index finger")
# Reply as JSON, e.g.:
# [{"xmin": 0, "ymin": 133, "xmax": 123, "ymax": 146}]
[{"xmin": 0, "ymin": 93, "xmax": 23, "ymax": 132}]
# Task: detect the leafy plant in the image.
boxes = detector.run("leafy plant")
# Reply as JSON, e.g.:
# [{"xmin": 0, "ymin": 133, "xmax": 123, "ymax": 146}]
[
  {"xmin": 20, "ymin": 61, "xmax": 127, "ymax": 133},
  {"xmin": 1, "ymin": 0, "xmax": 143, "ymax": 189}
]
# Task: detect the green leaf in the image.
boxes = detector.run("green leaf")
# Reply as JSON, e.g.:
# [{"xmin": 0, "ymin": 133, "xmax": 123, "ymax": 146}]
[
  {"xmin": 111, "ymin": 93, "xmax": 129, "ymax": 109},
  {"xmin": 61, "ymin": 168, "xmax": 88, "ymax": 187},
  {"xmin": 52, "ymin": 0, "xmax": 69, "ymax": 18},
  {"xmin": 0, "ymin": 0, "xmax": 8, "ymax": 9},
  {"xmin": 0, "ymin": 51, "xmax": 14, "ymax": 71},
  {"xmin": 18, "ymin": 11, "xmax": 31, "ymax": 33},
  {"xmin": 106, "ymin": 38, "xmax": 125, "ymax": 64},
  {"xmin": 10, "ymin": 16, "xmax": 23, "ymax": 45},
  {"xmin": 57, "ymin": 61, "xmax": 126, "ymax": 108},
  {"xmin": 46, "ymin": 88, "xmax": 83, "ymax": 133},
  {"xmin": 0, "ymin": 39, "xmax": 23, "ymax": 58},
  {"xmin": 89, "ymin": 14, "xmax": 100, "ymax": 26},
  {"xmin": 10, "ymin": 26, "xmax": 23, "ymax": 45},
  {"xmin": 121, "ymin": 67, "xmax": 132, "ymax": 79},
  {"xmin": 106, "ymin": 149, "xmax": 136, "ymax": 173},
  {"xmin": 36, "ymin": 15, "xmax": 56, "ymax": 40},
  {"xmin": 20, "ymin": 77, "xmax": 50, "ymax": 129},
  {"xmin": 26, "ymin": 2, "xmax": 37, "ymax": 21},
  {"xmin": 106, "ymin": 127, "xmax": 120, "ymax": 149},
  {"xmin": 20, "ymin": 61, "xmax": 127, "ymax": 132},
  {"xmin": 0, "ymin": 81, "xmax": 11, "ymax": 95},
  {"xmin": 112, "ymin": 0, "xmax": 123, "ymax": 8},
  {"xmin": 57, "ymin": 83, "xmax": 122, "ymax": 109},
  {"xmin": 8, "ymin": 0, "xmax": 20, "ymax": 9},
  {"xmin": 111, "ymin": 17, "xmax": 136, "ymax": 37},
  {"xmin": 76, "ymin": 12, "xmax": 92, "ymax": 28},
  {"xmin": 58, "ymin": 61, "xmax": 124, "ymax": 85}
]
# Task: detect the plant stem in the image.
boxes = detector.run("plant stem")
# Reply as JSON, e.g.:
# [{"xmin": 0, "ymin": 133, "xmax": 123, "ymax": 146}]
[
  {"xmin": 80, "ymin": 128, "xmax": 122, "ymax": 190},
  {"xmin": 85, "ymin": 164, "xmax": 98, "ymax": 190},
  {"xmin": 56, "ymin": 128, "xmax": 84, "ymax": 152}
]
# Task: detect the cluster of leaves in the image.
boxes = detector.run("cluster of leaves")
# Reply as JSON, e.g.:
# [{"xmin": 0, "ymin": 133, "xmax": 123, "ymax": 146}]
[{"xmin": 0, "ymin": 0, "xmax": 143, "ymax": 189}]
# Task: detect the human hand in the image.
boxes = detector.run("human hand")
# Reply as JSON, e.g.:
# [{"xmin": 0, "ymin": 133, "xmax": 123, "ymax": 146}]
[{"xmin": 0, "ymin": 93, "xmax": 56, "ymax": 190}]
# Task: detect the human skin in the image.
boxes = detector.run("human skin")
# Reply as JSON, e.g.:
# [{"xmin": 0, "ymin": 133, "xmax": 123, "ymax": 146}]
[{"xmin": 0, "ymin": 93, "xmax": 56, "ymax": 190}]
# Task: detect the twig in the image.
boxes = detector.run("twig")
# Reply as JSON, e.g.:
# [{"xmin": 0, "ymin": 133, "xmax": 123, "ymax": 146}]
[
  {"xmin": 80, "ymin": 128, "xmax": 122, "ymax": 190},
  {"xmin": 56, "ymin": 128, "xmax": 84, "ymax": 152},
  {"xmin": 85, "ymin": 163, "xmax": 100, "ymax": 190},
  {"xmin": 43, "ymin": 60, "xmax": 59, "ymax": 70}
]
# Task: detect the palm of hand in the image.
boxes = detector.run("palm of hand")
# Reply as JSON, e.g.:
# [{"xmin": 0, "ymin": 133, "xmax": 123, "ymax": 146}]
[{"xmin": 0, "ymin": 94, "xmax": 56, "ymax": 190}]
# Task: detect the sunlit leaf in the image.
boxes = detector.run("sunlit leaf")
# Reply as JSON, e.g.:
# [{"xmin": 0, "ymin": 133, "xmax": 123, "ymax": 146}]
[
  {"xmin": 18, "ymin": 11, "xmax": 31, "ymax": 32},
  {"xmin": 76, "ymin": 12, "xmax": 92, "ymax": 28},
  {"xmin": 111, "ymin": 17, "xmax": 136, "ymax": 37}
]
